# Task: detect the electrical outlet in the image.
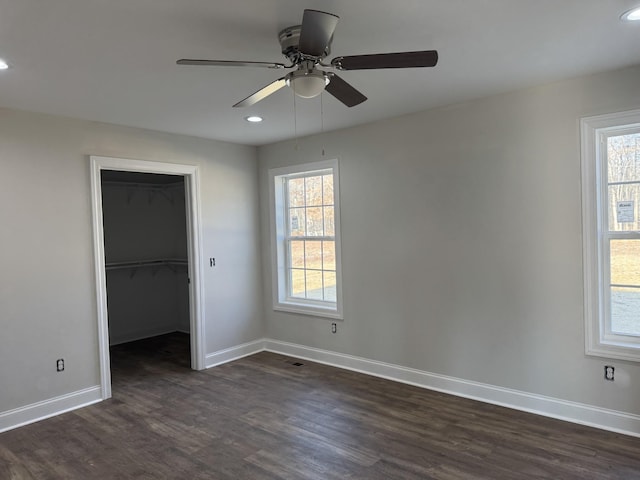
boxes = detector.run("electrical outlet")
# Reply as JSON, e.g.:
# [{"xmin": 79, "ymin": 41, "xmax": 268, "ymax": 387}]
[
  {"xmin": 331, "ymin": 323, "xmax": 337, "ymax": 334},
  {"xmin": 604, "ymin": 365, "xmax": 614, "ymax": 381},
  {"xmin": 56, "ymin": 358, "xmax": 65, "ymax": 372}
]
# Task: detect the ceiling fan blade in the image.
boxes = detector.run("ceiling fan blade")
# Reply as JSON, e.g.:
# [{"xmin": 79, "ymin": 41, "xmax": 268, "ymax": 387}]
[
  {"xmin": 298, "ymin": 9, "xmax": 339, "ymax": 57},
  {"xmin": 332, "ymin": 50, "xmax": 438, "ymax": 70},
  {"xmin": 177, "ymin": 59, "xmax": 286, "ymax": 69},
  {"xmin": 325, "ymin": 73, "xmax": 367, "ymax": 107},
  {"xmin": 233, "ymin": 77, "xmax": 287, "ymax": 107}
]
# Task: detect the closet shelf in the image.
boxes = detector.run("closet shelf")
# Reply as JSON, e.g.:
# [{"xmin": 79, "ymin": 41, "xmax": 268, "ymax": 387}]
[
  {"xmin": 106, "ymin": 258, "xmax": 188, "ymax": 278},
  {"xmin": 102, "ymin": 180, "xmax": 183, "ymax": 205}
]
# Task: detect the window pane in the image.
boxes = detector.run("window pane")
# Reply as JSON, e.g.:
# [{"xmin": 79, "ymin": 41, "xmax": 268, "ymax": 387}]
[
  {"xmin": 323, "ymin": 206, "xmax": 335, "ymax": 236},
  {"xmin": 610, "ymin": 239, "xmax": 640, "ymax": 286},
  {"xmin": 305, "ymin": 240, "xmax": 322, "ymax": 270},
  {"xmin": 610, "ymin": 239, "xmax": 640, "ymax": 338},
  {"xmin": 289, "ymin": 240, "xmax": 305, "ymax": 268},
  {"xmin": 288, "ymin": 178, "xmax": 305, "ymax": 207},
  {"xmin": 611, "ymin": 287, "xmax": 640, "ymax": 336},
  {"xmin": 306, "ymin": 207, "xmax": 324, "ymax": 236},
  {"xmin": 323, "ymin": 174, "xmax": 334, "ymax": 205},
  {"xmin": 607, "ymin": 133, "xmax": 640, "ymax": 183},
  {"xmin": 289, "ymin": 208, "xmax": 305, "ymax": 236},
  {"xmin": 290, "ymin": 269, "xmax": 306, "ymax": 298},
  {"xmin": 323, "ymin": 271, "xmax": 337, "ymax": 302},
  {"xmin": 322, "ymin": 241, "xmax": 335, "ymax": 271},
  {"xmin": 306, "ymin": 270, "xmax": 323, "ymax": 300},
  {"xmin": 608, "ymin": 184, "xmax": 640, "ymax": 231},
  {"xmin": 305, "ymin": 176, "xmax": 323, "ymax": 207}
]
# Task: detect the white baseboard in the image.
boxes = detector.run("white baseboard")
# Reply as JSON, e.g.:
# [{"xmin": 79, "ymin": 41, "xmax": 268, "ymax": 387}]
[
  {"xmin": 5, "ymin": 339, "xmax": 639, "ymax": 438},
  {"xmin": 0, "ymin": 386, "xmax": 102, "ymax": 433},
  {"xmin": 263, "ymin": 339, "xmax": 640, "ymax": 438},
  {"xmin": 205, "ymin": 339, "xmax": 266, "ymax": 368}
]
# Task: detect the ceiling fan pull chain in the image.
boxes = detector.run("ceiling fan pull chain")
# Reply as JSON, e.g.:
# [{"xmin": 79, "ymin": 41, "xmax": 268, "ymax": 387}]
[
  {"xmin": 321, "ymin": 93, "xmax": 325, "ymax": 157},
  {"xmin": 293, "ymin": 90, "xmax": 299, "ymax": 151}
]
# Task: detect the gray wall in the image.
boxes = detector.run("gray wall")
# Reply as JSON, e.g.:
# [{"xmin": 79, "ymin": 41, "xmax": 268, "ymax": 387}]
[
  {"xmin": 3, "ymin": 63, "xmax": 640, "ymax": 426},
  {"xmin": 258, "ymin": 65, "xmax": 640, "ymax": 416},
  {"xmin": 0, "ymin": 108, "xmax": 263, "ymax": 413}
]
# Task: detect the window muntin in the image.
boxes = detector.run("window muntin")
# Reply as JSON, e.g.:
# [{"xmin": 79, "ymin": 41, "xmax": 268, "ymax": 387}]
[
  {"xmin": 582, "ymin": 109, "xmax": 640, "ymax": 361},
  {"xmin": 285, "ymin": 172, "xmax": 337, "ymax": 303},
  {"xmin": 269, "ymin": 160, "xmax": 342, "ymax": 319}
]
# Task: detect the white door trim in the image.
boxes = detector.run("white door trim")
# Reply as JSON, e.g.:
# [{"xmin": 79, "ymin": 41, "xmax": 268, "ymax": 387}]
[{"xmin": 89, "ymin": 155, "xmax": 206, "ymax": 400}]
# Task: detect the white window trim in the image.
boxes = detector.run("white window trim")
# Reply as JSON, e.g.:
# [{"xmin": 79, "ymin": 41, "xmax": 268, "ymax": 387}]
[
  {"xmin": 581, "ymin": 108, "xmax": 640, "ymax": 362},
  {"xmin": 268, "ymin": 159, "xmax": 344, "ymax": 320}
]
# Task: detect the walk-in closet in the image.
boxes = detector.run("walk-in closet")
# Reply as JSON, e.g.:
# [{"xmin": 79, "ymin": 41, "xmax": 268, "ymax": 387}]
[{"xmin": 100, "ymin": 170, "xmax": 190, "ymax": 372}]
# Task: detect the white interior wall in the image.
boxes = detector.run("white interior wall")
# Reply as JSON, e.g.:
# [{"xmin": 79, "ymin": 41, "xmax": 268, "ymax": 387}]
[
  {"xmin": 0, "ymin": 108, "xmax": 263, "ymax": 415},
  {"xmin": 101, "ymin": 178, "xmax": 189, "ymax": 345},
  {"xmin": 258, "ymin": 65, "xmax": 640, "ymax": 417}
]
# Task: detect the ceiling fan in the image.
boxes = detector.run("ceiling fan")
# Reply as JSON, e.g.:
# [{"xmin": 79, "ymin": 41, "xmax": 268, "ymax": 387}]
[{"xmin": 177, "ymin": 9, "xmax": 438, "ymax": 108}]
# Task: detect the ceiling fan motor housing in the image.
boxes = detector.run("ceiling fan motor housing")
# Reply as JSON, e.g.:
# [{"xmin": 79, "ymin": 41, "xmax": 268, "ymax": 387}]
[{"xmin": 278, "ymin": 25, "xmax": 330, "ymax": 63}]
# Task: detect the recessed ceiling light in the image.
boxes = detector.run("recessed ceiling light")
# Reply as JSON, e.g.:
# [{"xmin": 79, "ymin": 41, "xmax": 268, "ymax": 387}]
[
  {"xmin": 621, "ymin": 6, "xmax": 640, "ymax": 21},
  {"xmin": 245, "ymin": 115, "xmax": 263, "ymax": 123},
  {"xmin": 0, "ymin": 59, "xmax": 9, "ymax": 70}
]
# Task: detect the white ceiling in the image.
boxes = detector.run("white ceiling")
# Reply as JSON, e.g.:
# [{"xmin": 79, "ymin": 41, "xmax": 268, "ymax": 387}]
[{"xmin": 1, "ymin": 0, "xmax": 639, "ymax": 146}]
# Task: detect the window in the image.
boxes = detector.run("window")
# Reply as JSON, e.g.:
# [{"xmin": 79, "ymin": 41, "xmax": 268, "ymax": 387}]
[
  {"xmin": 582, "ymin": 109, "xmax": 640, "ymax": 361},
  {"xmin": 269, "ymin": 159, "xmax": 343, "ymax": 318}
]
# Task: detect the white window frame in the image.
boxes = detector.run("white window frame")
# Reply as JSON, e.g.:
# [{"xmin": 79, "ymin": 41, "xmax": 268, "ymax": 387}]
[
  {"xmin": 581, "ymin": 108, "xmax": 640, "ymax": 362},
  {"xmin": 268, "ymin": 159, "xmax": 344, "ymax": 319}
]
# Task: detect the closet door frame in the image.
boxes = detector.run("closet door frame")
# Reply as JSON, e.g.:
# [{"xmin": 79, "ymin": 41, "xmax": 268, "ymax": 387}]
[{"xmin": 89, "ymin": 155, "xmax": 205, "ymax": 400}]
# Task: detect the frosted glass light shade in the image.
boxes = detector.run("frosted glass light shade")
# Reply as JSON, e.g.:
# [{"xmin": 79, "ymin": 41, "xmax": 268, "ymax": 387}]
[{"xmin": 287, "ymin": 70, "xmax": 329, "ymax": 98}]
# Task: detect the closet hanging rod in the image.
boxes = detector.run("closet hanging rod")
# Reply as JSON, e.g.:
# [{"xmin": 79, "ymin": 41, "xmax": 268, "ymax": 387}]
[{"xmin": 105, "ymin": 258, "xmax": 188, "ymax": 271}]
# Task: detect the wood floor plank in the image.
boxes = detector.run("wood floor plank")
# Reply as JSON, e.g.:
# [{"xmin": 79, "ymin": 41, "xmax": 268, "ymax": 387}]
[{"xmin": 1, "ymin": 333, "xmax": 640, "ymax": 479}]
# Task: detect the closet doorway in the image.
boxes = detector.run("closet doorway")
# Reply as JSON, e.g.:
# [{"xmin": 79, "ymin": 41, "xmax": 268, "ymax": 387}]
[{"xmin": 90, "ymin": 156, "xmax": 205, "ymax": 400}]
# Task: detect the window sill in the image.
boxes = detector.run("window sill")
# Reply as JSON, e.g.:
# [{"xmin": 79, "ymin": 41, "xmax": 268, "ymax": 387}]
[
  {"xmin": 274, "ymin": 302, "xmax": 343, "ymax": 320},
  {"xmin": 586, "ymin": 341, "xmax": 640, "ymax": 363}
]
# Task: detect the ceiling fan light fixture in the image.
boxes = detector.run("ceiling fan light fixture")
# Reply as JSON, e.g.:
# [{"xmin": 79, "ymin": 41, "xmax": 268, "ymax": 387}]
[
  {"xmin": 621, "ymin": 6, "xmax": 640, "ymax": 21},
  {"xmin": 287, "ymin": 69, "xmax": 329, "ymax": 99},
  {"xmin": 0, "ymin": 58, "xmax": 9, "ymax": 70},
  {"xmin": 245, "ymin": 115, "xmax": 263, "ymax": 123},
  {"xmin": 177, "ymin": 9, "xmax": 438, "ymax": 108}
]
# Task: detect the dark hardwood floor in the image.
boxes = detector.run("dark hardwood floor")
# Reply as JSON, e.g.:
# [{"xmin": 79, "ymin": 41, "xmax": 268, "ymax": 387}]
[{"xmin": 2, "ymin": 332, "xmax": 640, "ymax": 479}]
